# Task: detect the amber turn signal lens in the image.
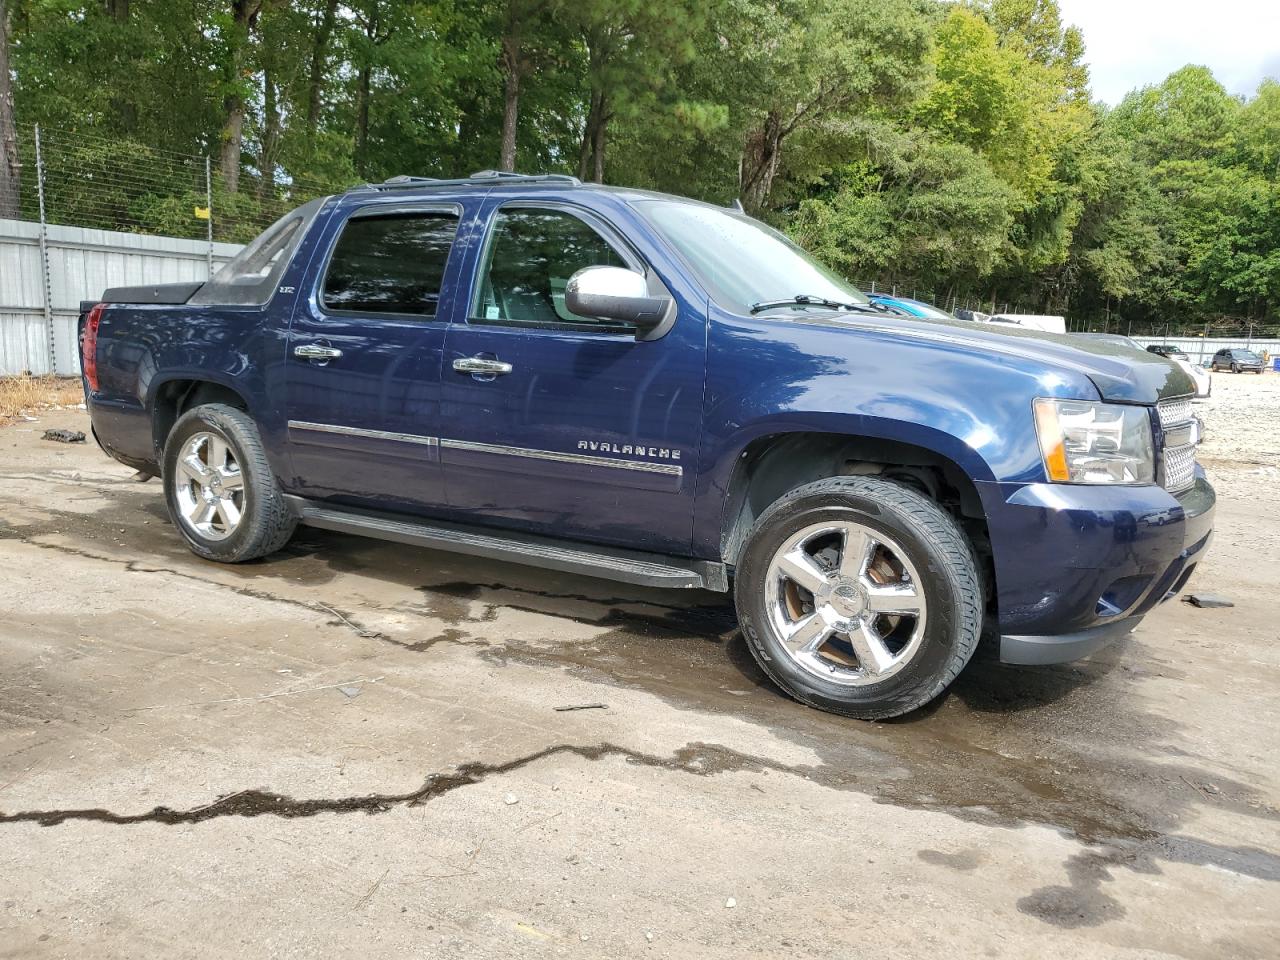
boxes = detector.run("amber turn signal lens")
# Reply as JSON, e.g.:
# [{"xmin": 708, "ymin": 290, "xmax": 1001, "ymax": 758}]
[{"xmin": 1033, "ymin": 399, "xmax": 1071, "ymax": 482}]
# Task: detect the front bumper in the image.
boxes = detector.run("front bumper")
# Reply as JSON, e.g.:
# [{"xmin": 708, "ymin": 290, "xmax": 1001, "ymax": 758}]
[{"xmin": 980, "ymin": 472, "xmax": 1215, "ymax": 665}]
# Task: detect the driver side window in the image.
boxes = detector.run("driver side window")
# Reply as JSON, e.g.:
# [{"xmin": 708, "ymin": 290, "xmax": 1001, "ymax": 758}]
[{"xmin": 472, "ymin": 208, "xmax": 627, "ymax": 328}]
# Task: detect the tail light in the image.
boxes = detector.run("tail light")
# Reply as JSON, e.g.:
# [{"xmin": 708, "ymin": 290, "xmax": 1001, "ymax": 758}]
[{"xmin": 82, "ymin": 303, "xmax": 105, "ymax": 392}]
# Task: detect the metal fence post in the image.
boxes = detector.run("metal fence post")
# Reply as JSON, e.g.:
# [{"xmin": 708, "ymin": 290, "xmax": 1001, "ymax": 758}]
[
  {"xmin": 34, "ymin": 124, "xmax": 56, "ymax": 375},
  {"xmin": 205, "ymin": 156, "xmax": 214, "ymax": 278}
]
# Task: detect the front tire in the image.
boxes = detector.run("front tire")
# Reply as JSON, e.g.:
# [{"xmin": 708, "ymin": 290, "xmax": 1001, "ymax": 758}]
[
  {"xmin": 1231, "ymin": 363, "xmax": 1240, "ymax": 373},
  {"xmin": 162, "ymin": 403, "xmax": 297, "ymax": 562},
  {"xmin": 734, "ymin": 477, "xmax": 983, "ymax": 720}
]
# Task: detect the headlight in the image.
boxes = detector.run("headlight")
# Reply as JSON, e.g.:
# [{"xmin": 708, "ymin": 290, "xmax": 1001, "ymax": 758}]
[{"xmin": 1033, "ymin": 399, "xmax": 1154, "ymax": 484}]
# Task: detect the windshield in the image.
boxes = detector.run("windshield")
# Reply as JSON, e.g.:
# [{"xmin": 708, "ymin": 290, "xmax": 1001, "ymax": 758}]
[
  {"xmin": 903, "ymin": 300, "xmax": 955, "ymax": 321},
  {"xmin": 636, "ymin": 200, "xmax": 869, "ymax": 314},
  {"xmin": 1234, "ymin": 350, "xmax": 1260, "ymax": 359}
]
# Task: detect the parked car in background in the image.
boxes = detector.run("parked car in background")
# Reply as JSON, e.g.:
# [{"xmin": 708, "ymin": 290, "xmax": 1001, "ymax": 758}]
[
  {"xmin": 1144, "ymin": 345, "xmax": 1211, "ymax": 397},
  {"xmin": 990, "ymin": 314, "xmax": 1067, "ymax": 334},
  {"xmin": 1078, "ymin": 333, "xmax": 1143, "ymax": 350},
  {"xmin": 1147, "ymin": 344, "xmax": 1189, "ymax": 361},
  {"xmin": 867, "ymin": 293, "xmax": 957, "ymax": 321},
  {"xmin": 1211, "ymin": 348, "xmax": 1265, "ymax": 374}
]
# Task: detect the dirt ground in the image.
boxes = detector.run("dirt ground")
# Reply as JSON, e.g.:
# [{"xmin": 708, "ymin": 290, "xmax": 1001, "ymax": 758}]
[{"xmin": 1, "ymin": 373, "xmax": 1278, "ymax": 959}]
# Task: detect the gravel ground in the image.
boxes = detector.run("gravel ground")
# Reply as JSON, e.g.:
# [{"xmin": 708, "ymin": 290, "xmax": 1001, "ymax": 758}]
[
  {"xmin": 1, "ymin": 377, "xmax": 1278, "ymax": 959},
  {"xmin": 1198, "ymin": 370, "xmax": 1280, "ymax": 469}
]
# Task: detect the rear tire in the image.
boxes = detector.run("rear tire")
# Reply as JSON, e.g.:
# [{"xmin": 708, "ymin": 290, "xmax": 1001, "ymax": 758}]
[
  {"xmin": 734, "ymin": 477, "xmax": 983, "ymax": 720},
  {"xmin": 162, "ymin": 403, "xmax": 297, "ymax": 562}
]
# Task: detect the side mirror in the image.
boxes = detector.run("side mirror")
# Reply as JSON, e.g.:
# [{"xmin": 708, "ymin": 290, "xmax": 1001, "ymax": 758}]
[{"xmin": 565, "ymin": 266, "xmax": 671, "ymax": 338}]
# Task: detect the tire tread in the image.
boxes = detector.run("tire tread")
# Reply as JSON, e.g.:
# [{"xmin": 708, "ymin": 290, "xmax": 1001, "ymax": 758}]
[
  {"xmin": 736, "ymin": 476, "xmax": 983, "ymax": 720},
  {"xmin": 163, "ymin": 403, "xmax": 296, "ymax": 562}
]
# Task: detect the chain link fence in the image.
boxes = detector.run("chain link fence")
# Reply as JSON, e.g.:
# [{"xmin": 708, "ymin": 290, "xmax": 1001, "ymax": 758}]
[
  {"xmin": 1, "ymin": 123, "xmax": 347, "ymax": 376},
  {"xmin": 2, "ymin": 124, "xmax": 337, "ymax": 246}
]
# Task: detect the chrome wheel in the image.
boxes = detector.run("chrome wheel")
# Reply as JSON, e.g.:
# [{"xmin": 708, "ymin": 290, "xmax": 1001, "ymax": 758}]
[
  {"xmin": 173, "ymin": 431, "xmax": 245, "ymax": 541},
  {"xmin": 764, "ymin": 520, "xmax": 927, "ymax": 686}
]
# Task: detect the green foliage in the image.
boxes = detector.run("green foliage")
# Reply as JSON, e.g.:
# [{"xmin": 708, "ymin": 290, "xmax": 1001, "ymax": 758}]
[
  {"xmin": 790, "ymin": 129, "xmax": 1015, "ymax": 289},
  {"xmin": 1, "ymin": 0, "xmax": 1276, "ymax": 332}
]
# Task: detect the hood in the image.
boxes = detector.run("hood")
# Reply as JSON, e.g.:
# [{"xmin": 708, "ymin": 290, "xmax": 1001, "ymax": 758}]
[{"xmin": 825, "ymin": 312, "xmax": 1195, "ymax": 403}]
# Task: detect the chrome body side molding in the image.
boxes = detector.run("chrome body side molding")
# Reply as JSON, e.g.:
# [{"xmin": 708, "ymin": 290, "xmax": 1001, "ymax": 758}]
[
  {"xmin": 439, "ymin": 438, "xmax": 682, "ymax": 476},
  {"xmin": 287, "ymin": 421, "xmax": 683, "ymax": 476},
  {"xmin": 288, "ymin": 420, "xmax": 439, "ymax": 447}
]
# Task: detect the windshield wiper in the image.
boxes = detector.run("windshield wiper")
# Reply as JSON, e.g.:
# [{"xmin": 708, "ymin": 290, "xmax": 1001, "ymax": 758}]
[{"xmin": 749, "ymin": 294, "xmax": 886, "ymax": 315}]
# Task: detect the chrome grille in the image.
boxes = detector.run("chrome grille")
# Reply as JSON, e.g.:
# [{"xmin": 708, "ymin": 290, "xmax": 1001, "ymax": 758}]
[
  {"xmin": 1163, "ymin": 443, "xmax": 1196, "ymax": 492},
  {"xmin": 1157, "ymin": 396, "xmax": 1198, "ymax": 492},
  {"xmin": 1158, "ymin": 397, "xmax": 1193, "ymax": 429}
]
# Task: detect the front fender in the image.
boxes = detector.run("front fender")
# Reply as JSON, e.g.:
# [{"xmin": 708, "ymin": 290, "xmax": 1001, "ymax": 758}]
[{"xmin": 690, "ymin": 308, "xmax": 1099, "ymax": 558}]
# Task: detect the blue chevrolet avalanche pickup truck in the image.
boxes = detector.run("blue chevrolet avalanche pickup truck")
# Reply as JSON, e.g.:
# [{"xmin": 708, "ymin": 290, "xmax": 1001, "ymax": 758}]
[{"xmin": 78, "ymin": 170, "xmax": 1215, "ymax": 719}]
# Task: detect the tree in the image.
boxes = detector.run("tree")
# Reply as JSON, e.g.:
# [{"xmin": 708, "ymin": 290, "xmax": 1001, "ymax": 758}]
[
  {"xmin": 496, "ymin": 0, "xmax": 557, "ymax": 171},
  {"xmin": 565, "ymin": 0, "xmax": 705, "ymax": 184},
  {"xmin": 790, "ymin": 128, "xmax": 1015, "ymax": 293},
  {"xmin": 733, "ymin": 0, "xmax": 931, "ymax": 213},
  {"xmin": 217, "ymin": 0, "xmax": 266, "ymax": 193},
  {"xmin": 0, "ymin": 0, "xmax": 19, "ymax": 218}
]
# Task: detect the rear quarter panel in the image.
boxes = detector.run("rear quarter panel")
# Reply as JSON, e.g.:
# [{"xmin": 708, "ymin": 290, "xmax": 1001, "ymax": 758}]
[{"xmin": 88, "ymin": 202, "xmax": 340, "ymax": 471}]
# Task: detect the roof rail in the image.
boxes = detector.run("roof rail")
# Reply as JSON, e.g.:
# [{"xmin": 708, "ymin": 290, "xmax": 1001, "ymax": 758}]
[{"xmin": 357, "ymin": 170, "xmax": 582, "ymax": 192}]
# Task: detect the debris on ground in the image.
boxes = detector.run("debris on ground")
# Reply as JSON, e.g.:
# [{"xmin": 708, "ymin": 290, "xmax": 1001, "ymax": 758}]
[
  {"xmin": 504, "ymin": 793, "xmax": 519, "ymax": 805},
  {"xmin": 315, "ymin": 602, "xmax": 385, "ymax": 639},
  {"xmin": 725, "ymin": 897, "xmax": 736, "ymax": 909},
  {"xmin": 131, "ymin": 470, "xmax": 153, "ymax": 482},
  {"xmin": 42, "ymin": 428, "xmax": 85, "ymax": 443},
  {"xmin": 553, "ymin": 702, "xmax": 608, "ymax": 712},
  {"xmin": 1183, "ymin": 592, "xmax": 1235, "ymax": 609},
  {"xmin": 338, "ymin": 685, "xmax": 362, "ymax": 699}
]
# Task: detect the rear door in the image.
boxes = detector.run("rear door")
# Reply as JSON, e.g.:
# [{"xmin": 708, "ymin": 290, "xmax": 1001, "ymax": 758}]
[
  {"xmin": 437, "ymin": 198, "xmax": 707, "ymax": 555},
  {"xmin": 282, "ymin": 200, "xmax": 465, "ymax": 512}
]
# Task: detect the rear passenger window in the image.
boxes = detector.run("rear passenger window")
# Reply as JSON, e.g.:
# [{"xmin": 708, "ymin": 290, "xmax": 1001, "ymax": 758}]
[
  {"xmin": 322, "ymin": 212, "xmax": 458, "ymax": 317},
  {"xmin": 473, "ymin": 208, "xmax": 628, "ymax": 328}
]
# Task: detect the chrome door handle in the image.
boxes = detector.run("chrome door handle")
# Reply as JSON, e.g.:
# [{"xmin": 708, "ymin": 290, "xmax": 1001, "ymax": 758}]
[
  {"xmin": 453, "ymin": 357, "xmax": 513, "ymax": 376},
  {"xmin": 294, "ymin": 344, "xmax": 343, "ymax": 361}
]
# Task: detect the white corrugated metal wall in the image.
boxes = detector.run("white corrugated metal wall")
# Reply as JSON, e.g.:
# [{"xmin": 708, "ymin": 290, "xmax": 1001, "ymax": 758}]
[{"xmin": 0, "ymin": 218, "xmax": 242, "ymax": 376}]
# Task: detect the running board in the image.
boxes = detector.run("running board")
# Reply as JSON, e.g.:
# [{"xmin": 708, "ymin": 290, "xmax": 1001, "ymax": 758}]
[{"xmin": 286, "ymin": 497, "xmax": 728, "ymax": 591}]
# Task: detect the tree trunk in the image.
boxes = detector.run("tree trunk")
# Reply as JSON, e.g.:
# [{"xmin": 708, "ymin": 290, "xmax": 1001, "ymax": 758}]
[
  {"xmin": 498, "ymin": 34, "xmax": 521, "ymax": 171},
  {"xmin": 577, "ymin": 89, "xmax": 611, "ymax": 183},
  {"xmin": 258, "ymin": 67, "xmax": 280, "ymax": 199},
  {"xmin": 591, "ymin": 94, "xmax": 607, "ymax": 184},
  {"xmin": 577, "ymin": 90, "xmax": 601, "ymax": 181},
  {"xmin": 220, "ymin": 97, "xmax": 244, "ymax": 193},
  {"xmin": 355, "ymin": 66, "xmax": 371, "ymax": 176},
  {"xmin": 105, "ymin": 0, "xmax": 138, "ymax": 133},
  {"xmin": 739, "ymin": 112, "xmax": 785, "ymax": 213},
  {"xmin": 352, "ymin": 9, "xmax": 382, "ymax": 178},
  {"xmin": 0, "ymin": 0, "xmax": 20, "ymax": 219},
  {"xmin": 219, "ymin": 0, "xmax": 262, "ymax": 194},
  {"xmin": 306, "ymin": 0, "xmax": 338, "ymax": 132}
]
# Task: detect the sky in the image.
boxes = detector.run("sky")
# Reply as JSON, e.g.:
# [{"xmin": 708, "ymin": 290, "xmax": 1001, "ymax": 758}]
[{"xmin": 1056, "ymin": 0, "xmax": 1280, "ymax": 104}]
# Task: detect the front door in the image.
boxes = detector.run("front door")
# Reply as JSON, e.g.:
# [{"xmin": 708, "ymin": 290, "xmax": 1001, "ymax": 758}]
[
  {"xmin": 283, "ymin": 202, "xmax": 463, "ymax": 512},
  {"xmin": 439, "ymin": 201, "xmax": 706, "ymax": 555}
]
